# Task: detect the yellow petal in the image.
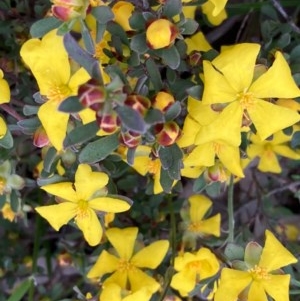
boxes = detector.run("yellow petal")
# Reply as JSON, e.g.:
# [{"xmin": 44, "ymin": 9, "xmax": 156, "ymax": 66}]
[
  {"xmin": 247, "ymin": 280, "xmax": 268, "ymax": 301},
  {"xmin": 257, "ymin": 149, "xmax": 282, "ymax": 173},
  {"xmin": 180, "ymin": 165, "xmax": 205, "ymax": 178},
  {"xmin": 259, "ymin": 230, "xmax": 297, "ymax": 272},
  {"xmin": 75, "ymin": 164, "xmax": 108, "ymax": 200},
  {"xmin": 87, "ymin": 250, "xmax": 119, "ymax": 278},
  {"xmin": 249, "ymin": 51, "xmax": 300, "ymax": 99},
  {"xmin": 88, "ymin": 196, "xmax": 131, "ymax": 213},
  {"xmin": 263, "ymin": 274, "xmax": 290, "ymax": 301},
  {"xmin": 217, "ymin": 143, "xmax": 244, "ymax": 177},
  {"xmin": 199, "ymin": 214, "xmax": 221, "ymax": 237},
  {"xmin": 123, "ymin": 287, "xmax": 153, "ymax": 301},
  {"xmin": 170, "ymin": 268, "xmax": 197, "ymax": 297},
  {"xmin": 35, "ymin": 202, "xmax": 77, "ymax": 231},
  {"xmin": 201, "ymin": 1, "xmax": 227, "ymax": 25},
  {"xmin": 38, "ymin": 101, "xmax": 69, "ymax": 151},
  {"xmin": 177, "ymin": 115, "xmax": 201, "ymax": 147},
  {"xmin": 104, "ymin": 270, "xmax": 129, "ymax": 289},
  {"xmin": 248, "ymin": 99, "xmax": 300, "ymax": 141},
  {"xmin": 214, "ymin": 269, "xmax": 252, "ymax": 301},
  {"xmin": 189, "ymin": 194, "xmax": 212, "ymax": 222},
  {"xmin": 106, "ymin": 227, "xmax": 138, "ymax": 260},
  {"xmin": 68, "ymin": 67, "xmax": 91, "ymax": 92},
  {"xmin": 0, "ymin": 75, "xmax": 10, "ymax": 104},
  {"xmin": 76, "ymin": 208, "xmax": 103, "ymax": 246},
  {"xmin": 185, "ymin": 32, "xmax": 211, "ymax": 53},
  {"xmin": 273, "ymin": 145, "xmax": 300, "ymax": 160},
  {"xmin": 41, "ymin": 182, "xmax": 77, "ymax": 202},
  {"xmin": 100, "ymin": 283, "xmax": 122, "ymax": 301},
  {"xmin": 131, "ymin": 240, "xmax": 169, "ymax": 269},
  {"xmin": 128, "ymin": 268, "xmax": 160, "ymax": 294},
  {"xmin": 184, "ymin": 143, "xmax": 215, "ymax": 167},
  {"xmin": 0, "ymin": 117, "xmax": 7, "ymax": 138},
  {"xmin": 202, "ymin": 61, "xmax": 237, "ymax": 104},
  {"xmin": 209, "ymin": 0, "xmax": 228, "ymax": 16},
  {"xmin": 213, "ymin": 43, "xmax": 260, "ymax": 93}
]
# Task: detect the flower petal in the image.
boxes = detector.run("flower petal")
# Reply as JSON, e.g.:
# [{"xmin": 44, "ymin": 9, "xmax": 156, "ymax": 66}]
[
  {"xmin": 170, "ymin": 268, "xmax": 197, "ymax": 296},
  {"xmin": 184, "ymin": 143, "xmax": 215, "ymax": 167},
  {"xmin": 259, "ymin": 230, "xmax": 297, "ymax": 272},
  {"xmin": 263, "ymin": 274, "xmax": 290, "ymax": 301},
  {"xmin": 213, "ymin": 43, "xmax": 260, "ymax": 93},
  {"xmin": 76, "ymin": 208, "xmax": 103, "ymax": 246},
  {"xmin": 250, "ymin": 51, "xmax": 300, "ymax": 99},
  {"xmin": 100, "ymin": 283, "xmax": 122, "ymax": 301},
  {"xmin": 89, "ymin": 196, "xmax": 131, "ymax": 213},
  {"xmin": 244, "ymin": 241, "xmax": 263, "ymax": 267},
  {"xmin": 106, "ymin": 227, "xmax": 138, "ymax": 260},
  {"xmin": 41, "ymin": 182, "xmax": 77, "ymax": 202},
  {"xmin": 0, "ymin": 74, "xmax": 10, "ymax": 104},
  {"xmin": 248, "ymin": 99, "xmax": 300, "ymax": 141},
  {"xmin": 198, "ymin": 214, "xmax": 221, "ymax": 237},
  {"xmin": 131, "ymin": 240, "xmax": 169, "ymax": 269},
  {"xmin": 248, "ymin": 280, "xmax": 268, "ymax": 301},
  {"xmin": 0, "ymin": 117, "xmax": 7, "ymax": 138},
  {"xmin": 128, "ymin": 268, "xmax": 160, "ymax": 294},
  {"xmin": 74, "ymin": 164, "xmax": 108, "ymax": 200},
  {"xmin": 257, "ymin": 149, "xmax": 282, "ymax": 173},
  {"xmin": 38, "ymin": 101, "xmax": 69, "ymax": 151},
  {"xmin": 202, "ymin": 61, "xmax": 237, "ymax": 104},
  {"xmin": 87, "ymin": 250, "xmax": 119, "ymax": 278},
  {"xmin": 214, "ymin": 269, "xmax": 252, "ymax": 301},
  {"xmin": 177, "ymin": 115, "xmax": 201, "ymax": 148},
  {"xmin": 188, "ymin": 195, "xmax": 212, "ymax": 222},
  {"xmin": 35, "ymin": 202, "xmax": 76, "ymax": 231}
]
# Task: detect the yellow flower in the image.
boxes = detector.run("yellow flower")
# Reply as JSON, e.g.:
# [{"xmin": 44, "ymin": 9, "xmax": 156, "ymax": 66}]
[
  {"xmin": 0, "ymin": 69, "xmax": 10, "ymax": 104},
  {"xmin": 201, "ymin": 0, "xmax": 228, "ymax": 25},
  {"xmin": 247, "ymin": 129, "xmax": 300, "ymax": 173},
  {"xmin": 201, "ymin": 44, "xmax": 300, "ymax": 144},
  {"xmin": 214, "ymin": 230, "xmax": 298, "ymax": 301},
  {"xmin": 20, "ymin": 29, "xmax": 90, "ymax": 151},
  {"xmin": 100, "ymin": 283, "xmax": 153, "ymax": 301},
  {"xmin": 87, "ymin": 227, "xmax": 169, "ymax": 294},
  {"xmin": 181, "ymin": 195, "xmax": 220, "ymax": 249},
  {"xmin": 112, "ymin": 1, "xmax": 135, "ymax": 31},
  {"xmin": 185, "ymin": 32, "xmax": 212, "ymax": 54},
  {"xmin": 146, "ymin": 19, "xmax": 178, "ymax": 50},
  {"xmin": 0, "ymin": 161, "xmax": 24, "ymax": 195},
  {"xmin": 35, "ymin": 164, "xmax": 132, "ymax": 246},
  {"xmin": 170, "ymin": 248, "xmax": 220, "ymax": 296},
  {"xmin": 0, "ymin": 116, "xmax": 7, "ymax": 139},
  {"xmin": 1, "ymin": 203, "xmax": 15, "ymax": 222}
]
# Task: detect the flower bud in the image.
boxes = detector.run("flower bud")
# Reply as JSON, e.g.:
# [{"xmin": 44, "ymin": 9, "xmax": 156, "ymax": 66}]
[
  {"xmin": 155, "ymin": 121, "xmax": 181, "ymax": 146},
  {"xmin": 33, "ymin": 127, "xmax": 50, "ymax": 148},
  {"xmin": 189, "ymin": 51, "xmax": 202, "ymax": 67},
  {"xmin": 78, "ymin": 79, "xmax": 106, "ymax": 111},
  {"xmin": 112, "ymin": 1, "xmax": 134, "ymax": 31},
  {"xmin": 205, "ymin": 162, "xmax": 229, "ymax": 183},
  {"xmin": 125, "ymin": 94, "xmax": 151, "ymax": 116},
  {"xmin": 96, "ymin": 111, "xmax": 119, "ymax": 133},
  {"xmin": 152, "ymin": 91, "xmax": 175, "ymax": 112},
  {"xmin": 146, "ymin": 19, "xmax": 178, "ymax": 49},
  {"xmin": 51, "ymin": 0, "xmax": 89, "ymax": 22},
  {"xmin": 120, "ymin": 130, "xmax": 141, "ymax": 148},
  {"xmin": 61, "ymin": 149, "xmax": 77, "ymax": 167}
]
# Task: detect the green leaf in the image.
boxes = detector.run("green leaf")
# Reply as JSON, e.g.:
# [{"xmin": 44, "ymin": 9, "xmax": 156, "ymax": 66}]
[
  {"xmin": 130, "ymin": 33, "xmax": 148, "ymax": 54},
  {"xmin": 63, "ymin": 33, "xmax": 102, "ymax": 80},
  {"xmin": 115, "ymin": 106, "xmax": 146, "ymax": 134},
  {"xmin": 10, "ymin": 190, "xmax": 20, "ymax": 212},
  {"xmin": 7, "ymin": 277, "xmax": 33, "ymax": 301},
  {"xmin": 106, "ymin": 21, "xmax": 129, "ymax": 46},
  {"xmin": 205, "ymin": 181, "xmax": 221, "ymax": 198},
  {"xmin": 17, "ymin": 117, "xmax": 40, "ymax": 135},
  {"xmin": 80, "ymin": 19, "xmax": 95, "ymax": 54},
  {"xmin": 180, "ymin": 18, "xmax": 199, "ymax": 35},
  {"xmin": 160, "ymin": 45, "xmax": 181, "ymax": 70},
  {"xmin": 37, "ymin": 175, "xmax": 67, "ymax": 186},
  {"xmin": 163, "ymin": 0, "xmax": 182, "ymax": 18},
  {"xmin": 43, "ymin": 147, "xmax": 58, "ymax": 174},
  {"xmin": 23, "ymin": 105, "xmax": 39, "ymax": 116},
  {"xmin": 160, "ymin": 167, "xmax": 174, "ymax": 193},
  {"xmin": 224, "ymin": 243, "xmax": 245, "ymax": 261},
  {"xmin": 0, "ymin": 129, "xmax": 13, "ymax": 149},
  {"xmin": 145, "ymin": 108, "xmax": 165, "ymax": 125},
  {"xmin": 165, "ymin": 101, "xmax": 181, "ymax": 121},
  {"xmin": 186, "ymin": 85, "xmax": 202, "ymax": 100},
  {"xmin": 30, "ymin": 17, "xmax": 62, "ymax": 38},
  {"xmin": 159, "ymin": 144, "xmax": 183, "ymax": 180},
  {"xmin": 145, "ymin": 58, "xmax": 163, "ymax": 92},
  {"xmin": 63, "ymin": 121, "xmax": 99, "ymax": 148},
  {"xmin": 277, "ymin": 33, "xmax": 291, "ymax": 49},
  {"xmin": 291, "ymin": 131, "xmax": 300, "ymax": 148},
  {"xmin": 59, "ymin": 96, "xmax": 84, "ymax": 113},
  {"xmin": 193, "ymin": 174, "xmax": 207, "ymax": 193},
  {"xmin": 79, "ymin": 132, "xmax": 120, "ymax": 163},
  {"xmin": 92, "ymin": 6, "xmax": 114, "ymax": 24},
  {"xmin": 0, "ymin": 194, "xmax": 5, "ymax": 209},
  {"xmin": 129, "ymin": 11, "xmax": 146, "ymax": 30}
]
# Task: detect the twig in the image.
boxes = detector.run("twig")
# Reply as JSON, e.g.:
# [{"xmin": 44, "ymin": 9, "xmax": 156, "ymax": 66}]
[{"xmin": 0, "ymin": 103, "xmax": 23, "ymax": 121}]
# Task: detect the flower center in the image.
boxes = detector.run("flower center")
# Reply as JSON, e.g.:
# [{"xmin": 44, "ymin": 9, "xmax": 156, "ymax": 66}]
[
  {"xmin": 47, "ymin": 82, "xmax": 71, "ymax": 103},
  {"xmin": 148, "ymin": 159, "xmax": 160, "ymax": 175},
  {"xmin": 0, "ymin": 177, "xmax": 7, "ymax": 195},
  {"xmin": 238, "ymin": 90, "xmax": 254, "ymax": 110},
  {"xmin": 248, "ymin": 265, "xmax": 270, "ymax": 280},
  {"xmin": 118, "ymin": 258, "xmax": 134, "ymax": 272},
  {"xmin": 75, "ymin": 199, "xmax": 89, "ymax": 220},
  {"xmin": 188, "ymin": 222, "xmax": 203, "ymax": 233},
  {"xmin": 212, "ymin": 142, "xmax": 222, "ymax": 155},
  {"xmin": 187, "ymin": 260, "xmax": 202, "ymax": 274}
]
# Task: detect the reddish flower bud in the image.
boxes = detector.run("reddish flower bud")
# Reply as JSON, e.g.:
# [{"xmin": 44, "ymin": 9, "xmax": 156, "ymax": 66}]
[
  {"xmin": 125, "ymin": 94, "xmax": 151, "ymax": 116},
  {"xmin": 33, "ymin": 127, "xmax": 50, "ymax": 148},
  {"xmin": 205, "ymin": 162, "xmax": 230, "ymax": 183},
  {"xmin": 78, "ymin": 79, "xmax": 106, "ymax": 111},
  {"xmin": 189, "ymin": 51, "xmax": 202, "ymax": 67},
  {"xmin": 96, "ymin": 111, "xmax": 119, "ymax": 134},
  {"xmin": 120, "ymin": 130, "xmax": 141, "ymax": 148},
  {"xmin": 155, "ymin": 121, "xmax": 181, "ymax": 146},
  {"xmin": 152, "ymin": 91, "xmax": 175, "ymax": 112},
  {"xmin": 51, "ymin": 0, "xmax": 89, "ymax": 22}
]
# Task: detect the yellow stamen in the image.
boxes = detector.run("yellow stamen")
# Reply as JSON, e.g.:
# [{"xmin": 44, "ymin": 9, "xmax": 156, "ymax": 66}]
[
  {"xmin": 148, "ymin": 159, "xmax": 160, "ymax": 174},
  {"xmin": 212, "ymin": 142, "xmax": 222, "ymax": 155},
  {"xmin": 75, "ymin": 199, "xmax": 89, "ymax": 220},
  {"xmin": 47, "ymin": 83, "xmax": 71, "ymax": 103},
  {"xmin": 238, "ymin": 90, "xmax": 254, "ymax": 110},
  {"xmin": 0, "ymin": 176, "xmax": 7, "ymax": 195},
  {"xmin": 188, "ymin": 222, "xmax": 203, "ymax": 233},
  {"xmin": 118, "ymin": 258, "xmax": 134, "ymax": 272},
  {"xmin": 248, "ymin": 265, "xmax": 271, "ymax": 280}
]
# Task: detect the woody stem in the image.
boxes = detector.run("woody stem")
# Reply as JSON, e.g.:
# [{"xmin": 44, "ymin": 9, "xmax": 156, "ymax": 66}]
[{"xmin": 227, "ymin": 174, "xmax": 235, "ymax": 243}]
